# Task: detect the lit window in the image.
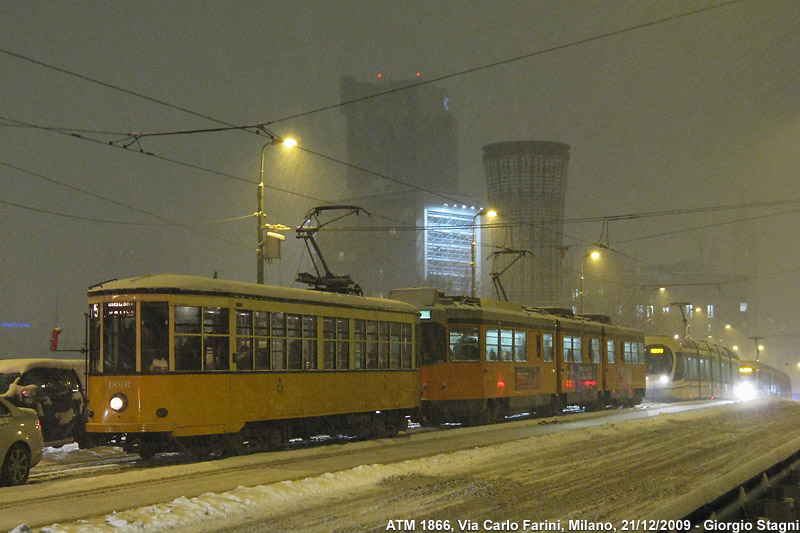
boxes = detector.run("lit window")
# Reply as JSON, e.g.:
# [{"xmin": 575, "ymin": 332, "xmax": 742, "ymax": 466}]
[
  {"xmin": 740, "ymin": 302, "xmax": 748, "ymax": 312},
  {"xmin": 707, "ymin": 304, "xmax": 714, "ymax": 318}
]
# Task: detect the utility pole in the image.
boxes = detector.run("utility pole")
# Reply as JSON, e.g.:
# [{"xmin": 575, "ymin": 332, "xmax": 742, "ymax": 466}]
[
  {"xmin": 749, "ymin": 336, "xmax": 763, "ymax": 362},
  {"xmin": 257, "ymin": 135, "xmax": 296, "ymax": 284}
]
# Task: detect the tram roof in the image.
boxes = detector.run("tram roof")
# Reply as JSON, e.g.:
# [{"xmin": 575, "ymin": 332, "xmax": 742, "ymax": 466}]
[
  {"xmin": 87, "ymin": 274, "xmax": 420, "ymax": 314},
  {"xmin": 390, "ymin": 287, "xmax": 641, "ymax": 335}
]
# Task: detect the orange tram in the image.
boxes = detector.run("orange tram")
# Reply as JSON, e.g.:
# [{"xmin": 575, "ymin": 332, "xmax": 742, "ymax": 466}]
[
  {"xmin": 83, "ymin": 275, "xmax": 647, "ymax": 459},
  {"xmin": 84, "ymin": 274, "xmax": 420, "ymax": 458},
  {"xmin": 389, "ymin": 288, "xmax": 646, "ymax": 425}
]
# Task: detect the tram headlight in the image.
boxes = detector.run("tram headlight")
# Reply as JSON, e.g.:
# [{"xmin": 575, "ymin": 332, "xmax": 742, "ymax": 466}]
[
  {"xmin": 735, "ymin": 382, "xmax": 756, "ymax": 402},
  {"xmin": 659, "ymin": 374, "xmax": 669, "ymax": 385},
  {"xmin": 110, "ymin": 393, "xmax": 128, "ymax": 413}
]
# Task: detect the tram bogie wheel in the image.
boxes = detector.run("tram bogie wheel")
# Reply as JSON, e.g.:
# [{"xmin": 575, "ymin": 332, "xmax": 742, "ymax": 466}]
[
  {"xmin": 266, "ymin": 427, "xmax": 286, "ymax": 450},
  {"xmin": 208, "ymin": 436, "xmax": 232, "ymax": 460}
]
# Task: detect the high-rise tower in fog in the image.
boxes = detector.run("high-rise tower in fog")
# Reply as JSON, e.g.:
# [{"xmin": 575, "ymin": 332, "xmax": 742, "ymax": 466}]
[
  {"xmin": 482, "ymin": 141, "xmax": 570, "ymax": 306},
  {"xmin": 334, "ymin": 75, "xmax": 476, "ymax": 297}
]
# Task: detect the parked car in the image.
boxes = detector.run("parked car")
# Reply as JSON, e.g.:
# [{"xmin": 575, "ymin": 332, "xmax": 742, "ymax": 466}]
[
  {"xmin": 0, "ymin": 359, "xmax": 86, "ymax": 447},
  {"xmin": 0, "ymin": 396, "xmax": 43, "ymax": 486}
]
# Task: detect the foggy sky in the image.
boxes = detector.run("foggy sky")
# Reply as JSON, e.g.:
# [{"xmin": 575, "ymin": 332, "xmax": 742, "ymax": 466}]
[{"xmin": 1, "ymin": 1, "xmax": 799, "ymax": 374}]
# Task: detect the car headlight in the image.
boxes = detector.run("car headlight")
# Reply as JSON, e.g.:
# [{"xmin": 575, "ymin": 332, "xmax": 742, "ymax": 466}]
[{"xmin": 110, "ymin": 393, "xmax": 128, "ymax": 413}]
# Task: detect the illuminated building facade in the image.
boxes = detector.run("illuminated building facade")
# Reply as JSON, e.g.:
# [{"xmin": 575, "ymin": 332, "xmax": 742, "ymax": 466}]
[{"xmin": 333, "ymin": 75, "xmax": 476, "ymax": 297}]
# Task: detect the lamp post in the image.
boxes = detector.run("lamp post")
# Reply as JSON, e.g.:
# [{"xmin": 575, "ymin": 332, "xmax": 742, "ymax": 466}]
[
  {"xmin": 470, "ymin": 208, "xmax": 497, "ymax": 298},
  {"xmin": 257, "ymin": 136, "xmax": 296, "ymax": 284},
  {"xmin": 579, "ymin": 250, "xmax": 600, "ymax": 313}
]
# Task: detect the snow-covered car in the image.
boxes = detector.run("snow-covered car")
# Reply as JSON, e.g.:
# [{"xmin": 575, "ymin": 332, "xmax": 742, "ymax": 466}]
[
  {"xmin": 0, "ymin": 396, "xmax": 43, "ymax": 486},
  {"xmin": 0, "ymin": 359, "xmax": 86, "ymax": 447}
]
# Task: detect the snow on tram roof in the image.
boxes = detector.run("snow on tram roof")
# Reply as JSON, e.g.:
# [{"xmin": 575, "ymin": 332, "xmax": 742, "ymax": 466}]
[{"xmin": 87, "ymin": 274, "xmax": 419, "ymax": 313}]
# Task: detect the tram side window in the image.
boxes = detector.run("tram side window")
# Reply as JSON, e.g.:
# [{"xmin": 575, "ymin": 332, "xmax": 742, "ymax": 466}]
[
  {"xmin": 323, "ymin": 317, "xmax": 349, "ymax": 370},
  {"xmin": 173, "ymin": 306, "xmax": 230, "ymax": 372},
  {"xmin": 514, "ymin": 330, "xmax": 527, "ymax": 362},
  {"xmin": 563, "ymin": 335, "xmax": 582, "ymax": 363},
  {"xmin": 542, "ymin": 333, "xmax": 554, "ymax": 363},
  {"xmin": 141, "ymin": 302, "xmax": 169, "ymax": 373},
  {"xmin": 378, "ymin": 322, "xmax": 390, "ymax": 369},
  {"xmin": 103, "ymin": 302, "xmax": 136, "ymax": 373},
  {"xmin": 589, "ymin": 337, "xmax": 601, "ymax": 364},
  {"xmin": 355, "ymin": 320, "xmax": 366, "ymax": 369},
  {"xmin": 390, "ymin": 323, "xmax": 401, "ymax": 369},
  {"xmin": 674, "ymin": 354, "xmax": 685, "ymax": 381},
  {"xmin": 700, "ymin": 358, "xmax": 710, "ymax": 381},
  {"xmin": 485, "ymin": 328, "xmax": 499, "ymax": 362},
  {"xmin": 236, "ymin": 311, "xmax": 255, "ymax": 371},
  {"xmin": 450, "ymin": 325, "xmax": 480, "ymax": 362},
  {"xmin": 302, "ymin": 316, "xmax": 318, "ymax": 370},
  {"xmin": 203, "ymin": 307, "xmax": 229, "ymax": 371},
  {"xmin": 175, "ymin": 306, "xmax": 202, "ymax": 371},
  {"xmin": 401, "ymin": 323, "xmax": 413, "ymax": 368},
  {"xmin": 287, "ymin": 314, "xmax": 303, "ymax": 370},
  {"xmin": 254, "ymin": 312, "xmax": 269, "ymax": 370},
  {"xmin": 685, "ymin": 356, "xmax": 698, "ymax": 381},
  {"xmin": 636, "ymin": 342, "xmax": 645, "ymax": 364},
  {"xmin": 500, "ymin": 329, "xmax": 513, "ymax": 361},
  {"xmin": 607, "ymin": 340, "xmax": 616, "ymax": 364},
  {"xmin": 271, "ymin": 313, "xmax": 287, "ymax": 370},
  {"xmin": 623, "ymin": 341, "xmax": 634, "ymax": 364},
  {"xmin": 236, "ymin": 310, "xmax": 272, "ymax": 371},
  {"xmin": 366, "ymin": 320, "xmax": 379, "ymax": 369}
]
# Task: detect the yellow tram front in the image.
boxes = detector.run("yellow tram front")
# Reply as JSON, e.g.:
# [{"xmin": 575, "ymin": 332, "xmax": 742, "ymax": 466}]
[{"xmin": 85, "ymin": 274, "xmax": 421, "ymax": 457}]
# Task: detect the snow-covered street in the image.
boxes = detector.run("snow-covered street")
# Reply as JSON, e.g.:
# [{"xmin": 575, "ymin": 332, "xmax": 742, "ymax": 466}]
[{"xmin": 3, "ymin": 399, "xmax": 799, "ymax": 532}]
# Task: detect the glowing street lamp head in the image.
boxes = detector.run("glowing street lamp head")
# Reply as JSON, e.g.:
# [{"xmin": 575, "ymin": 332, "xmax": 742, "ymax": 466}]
[
  {"xmin": 590, "ymin": 250, "xmax": 600, "ymax": 260},
  {"xmin": 283, "ymin": 137, "xmax": 297, "ymax": 147},
  {"xmin": 486, "ymin": 209, "xmax": 497, "ymax": 218}
]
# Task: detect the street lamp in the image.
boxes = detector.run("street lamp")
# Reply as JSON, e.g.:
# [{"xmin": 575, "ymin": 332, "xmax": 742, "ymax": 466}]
[
  {"xmin": 579, "ymin": 250, "xmax": 600, "ymax": 313},
  {"xmin": 470, "ymin": 208, "xmax": 497, "ymax": 298},
  {"xmin": 257, "ymin": 136, "xmax": 296, "ymax": 284}
]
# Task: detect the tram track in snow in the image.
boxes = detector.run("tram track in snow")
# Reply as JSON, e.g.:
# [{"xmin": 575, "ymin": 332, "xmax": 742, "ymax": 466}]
[{"xmin": 0, "ymin": 401, "xmax": 720, "ymax": 530}]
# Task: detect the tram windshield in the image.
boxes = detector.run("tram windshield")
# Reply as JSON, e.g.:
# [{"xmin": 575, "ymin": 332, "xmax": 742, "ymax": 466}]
[
  {"xmin": 645, "ymin": 345, "xmax": 673, "ymax": 375},
  {"xmin": 89, "ymin": 301, "xmax": 169, "ymax": 374},
  {"xmin": 102, "ymin": 301, "xmax": 136, "ymax": 373}
]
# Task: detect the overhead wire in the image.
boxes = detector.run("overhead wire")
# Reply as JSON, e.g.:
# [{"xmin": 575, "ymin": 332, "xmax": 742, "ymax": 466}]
[
  {"xmin": 0, "ymin": 0, "xmax": 763, "ymax": 266},
  {"xmin": 0, "ymin": 0, "xmax": 749, "ymax": 231},
  {"xmin": 0, "ymin": 159, "xmax": 250, "ymax": 247}
]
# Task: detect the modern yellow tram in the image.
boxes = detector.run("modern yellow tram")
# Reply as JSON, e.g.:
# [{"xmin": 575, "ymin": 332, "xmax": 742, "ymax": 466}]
[
  {"xmin": 644, "ymin": 336, "xmax": 738, "ymax": 401},
  {"xmin": 84, "ymin": 274, "xmax": 421, "ymax": 458},
  {"xmin": 389, "ymin": 287, "xmax": 646, "ymax": 424},
  {"xmin": 736, "ymin": 360, "xmax": 792, "ymax": 400}
]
